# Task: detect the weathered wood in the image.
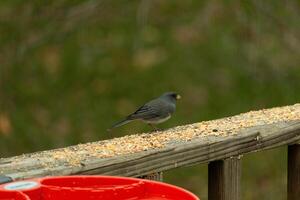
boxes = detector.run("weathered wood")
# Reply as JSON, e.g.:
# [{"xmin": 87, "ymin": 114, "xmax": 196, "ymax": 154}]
[
  {"xmin": 208, "ymin": 157, "xmax": 241, "ymax": 200},
  {"xmin": 0, "ymin": 121, "xmax": 299, "ymax": 181},
  {"xmin": 288, "ymin": 144, "xmax": 300, "ymax": 200},
  {"xmin": 140, "ymin": 172, "xmax": 163, "ymax": 181}
]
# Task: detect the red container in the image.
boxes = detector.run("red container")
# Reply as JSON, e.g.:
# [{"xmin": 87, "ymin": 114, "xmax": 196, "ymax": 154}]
[{"xmin": 0, "ymin": 176, "xmax": 199, "ymax": 200}]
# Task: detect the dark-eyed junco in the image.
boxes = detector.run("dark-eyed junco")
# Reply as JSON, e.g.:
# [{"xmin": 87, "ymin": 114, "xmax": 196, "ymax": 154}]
[{"xmin": 108, "ymin": 92, "xmax": 181, "ymax": 131}]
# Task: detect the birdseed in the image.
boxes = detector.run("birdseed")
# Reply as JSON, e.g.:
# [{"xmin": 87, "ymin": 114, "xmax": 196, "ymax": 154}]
[{"xmin": 3, "ymin": 103, "xmax": 300, "ymax": 168}]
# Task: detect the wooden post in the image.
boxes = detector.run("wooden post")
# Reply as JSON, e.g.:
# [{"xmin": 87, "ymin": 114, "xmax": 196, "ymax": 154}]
[
  {"xmin": 288, "ymin": 144, "xmax": 300, "ymax": 200},
  {"xmin": 140, "ymin": 172, "xmax": 163, "ymax": 181},
  {"xmin": 208, "ymin": 157, "xmax": 241, "ymax": 200}
]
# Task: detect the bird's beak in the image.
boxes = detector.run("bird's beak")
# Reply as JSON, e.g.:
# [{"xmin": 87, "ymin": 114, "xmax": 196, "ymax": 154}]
[{"xmin": 176, "ymin": 94, "xmax": 181, "ymax": 100}]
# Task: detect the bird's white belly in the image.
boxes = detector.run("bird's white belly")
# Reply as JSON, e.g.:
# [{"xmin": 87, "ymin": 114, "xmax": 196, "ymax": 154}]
[{"xmin": 142, "ymin": 114, "xmax": 171, "ymax": 124}]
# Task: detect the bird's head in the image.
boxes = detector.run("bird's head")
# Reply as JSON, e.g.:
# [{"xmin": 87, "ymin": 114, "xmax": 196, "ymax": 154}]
[{"xmin": 161, "ymin": 92, "xmax": 181, "ymax": 103}]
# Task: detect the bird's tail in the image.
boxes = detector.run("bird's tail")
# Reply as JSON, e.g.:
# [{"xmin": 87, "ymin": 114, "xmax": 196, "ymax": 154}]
[{"xmin": 107, "ymin": 118, "xmax": 132, "ymax": 131}]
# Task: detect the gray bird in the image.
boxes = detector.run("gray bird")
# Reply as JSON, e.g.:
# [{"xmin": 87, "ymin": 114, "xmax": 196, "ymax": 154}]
[{"xmin": 109, "ymin": 92, "xmax": 181, "ymax": 131}]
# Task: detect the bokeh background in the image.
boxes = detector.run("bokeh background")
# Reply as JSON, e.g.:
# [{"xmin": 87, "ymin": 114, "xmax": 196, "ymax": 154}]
[{"xmin": 1, "ymin": 0, "xmax": 300, "ymax": 199}]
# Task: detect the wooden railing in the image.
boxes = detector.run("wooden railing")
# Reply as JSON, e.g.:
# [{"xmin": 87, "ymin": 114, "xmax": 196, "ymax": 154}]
[{"xmin": 0, "ymin": 104, "xmax": 299, "ymax": 200}]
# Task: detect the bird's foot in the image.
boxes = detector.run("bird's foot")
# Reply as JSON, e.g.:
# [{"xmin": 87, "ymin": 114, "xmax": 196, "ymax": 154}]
[
  {"xmin": 153, "ymin": 128, "xmax": 162, "ymax": 132},
  {"xmin": 148, "ymin": 124, "xmax": 161, "ymax": 132}
]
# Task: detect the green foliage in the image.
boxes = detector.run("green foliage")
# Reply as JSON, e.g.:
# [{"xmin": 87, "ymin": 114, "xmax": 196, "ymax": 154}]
[{"xmin": 0, "ymin": 1, "xmax": 300, "ymax": 199}]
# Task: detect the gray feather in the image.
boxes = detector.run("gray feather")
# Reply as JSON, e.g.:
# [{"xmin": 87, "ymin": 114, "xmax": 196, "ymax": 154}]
[
  {"xmin": 128, "ymin": 98, "xmax": 175, "ymax": 120},
  {"xmin": 109, "ymin": 119, "xmax": 133, "ymax": 130},
  {"xmin": 108, "ymin": 92, "xmax": 179, "ymax": 130}
]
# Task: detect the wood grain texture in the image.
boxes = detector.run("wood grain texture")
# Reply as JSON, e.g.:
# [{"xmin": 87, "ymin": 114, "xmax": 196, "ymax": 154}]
[
  {"xmin": 288, "ymin": 144, "xmax": 300, "ymax": 200},
  {"xmin": 140, "ymin": 172, "xmax": 163, "ymax": 181},
  {"xmin": 0, "ymin": 121, "xmax": 299, "ymax": 181},
  {"xmin": 208, "ymin": 158, "xmax": 241, "ymax": 200}
]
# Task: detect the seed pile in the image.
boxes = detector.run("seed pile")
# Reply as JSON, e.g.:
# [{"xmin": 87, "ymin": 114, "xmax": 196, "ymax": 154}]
[{"xmin": 5, "ymin": 104, "xmax": 300, "ymax": 168}]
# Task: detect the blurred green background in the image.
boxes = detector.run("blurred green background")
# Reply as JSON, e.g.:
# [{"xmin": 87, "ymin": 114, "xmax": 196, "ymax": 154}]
[{"xmin": 0, "ymin": 0, "xmax": 300, "ymax": 199}]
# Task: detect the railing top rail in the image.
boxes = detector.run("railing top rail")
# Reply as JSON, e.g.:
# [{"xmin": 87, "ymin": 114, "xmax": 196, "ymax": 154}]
[{"xmin": 1, "ymin": 104, "xmax": 300, "ymax": 180}]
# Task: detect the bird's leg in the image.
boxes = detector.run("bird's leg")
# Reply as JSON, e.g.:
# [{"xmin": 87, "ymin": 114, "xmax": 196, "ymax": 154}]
[
  {"xmin": 106, "ymin": 128, "xmax": 114, "ymax": 137},
  {"xmin": 148, "ymin": 123, "xmax": 160, "ymax": 132}
]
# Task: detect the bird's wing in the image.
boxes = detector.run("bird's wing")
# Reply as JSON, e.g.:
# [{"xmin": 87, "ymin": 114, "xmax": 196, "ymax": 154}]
[{"xmin": 127, "ymin": 99, "xmax": 170, "ymax": 120}]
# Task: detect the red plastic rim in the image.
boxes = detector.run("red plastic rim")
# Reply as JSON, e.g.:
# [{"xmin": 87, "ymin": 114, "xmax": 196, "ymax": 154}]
[{"xmin": 0, "ymin": 176, "xmax": 199, "ymax": 200}]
